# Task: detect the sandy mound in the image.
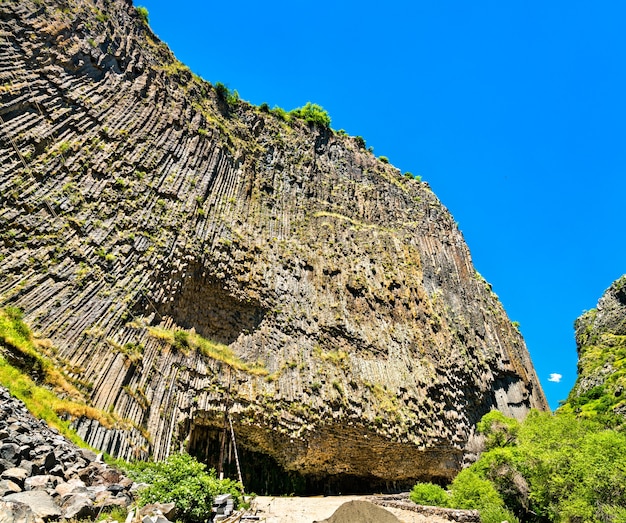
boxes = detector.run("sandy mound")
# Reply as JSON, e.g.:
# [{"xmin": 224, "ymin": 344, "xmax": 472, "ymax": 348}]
[{"xmin": 314, "ymin": 500, "xmax": 401, "ymax": 523}]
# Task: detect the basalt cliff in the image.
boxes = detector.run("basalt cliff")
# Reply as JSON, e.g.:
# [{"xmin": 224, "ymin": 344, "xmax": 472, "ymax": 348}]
[
  {"xmin": 0, "ymin": 0, "xmax": 547, "ymax": 494},
  {"xmin": 566, "ymin": 275, "xmax": 626, "ymax": 420}
]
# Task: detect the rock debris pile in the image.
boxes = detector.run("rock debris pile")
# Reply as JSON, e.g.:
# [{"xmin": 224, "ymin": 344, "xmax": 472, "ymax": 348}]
[{"xmin": 0, "ymin": 387, "xmax": 134, "ymax": 521}]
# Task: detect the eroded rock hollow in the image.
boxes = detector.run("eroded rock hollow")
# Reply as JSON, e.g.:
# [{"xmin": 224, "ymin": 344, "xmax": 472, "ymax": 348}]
[{"xmin": 0, "ymin": 0, "xmax": 547, "ymax": 493}]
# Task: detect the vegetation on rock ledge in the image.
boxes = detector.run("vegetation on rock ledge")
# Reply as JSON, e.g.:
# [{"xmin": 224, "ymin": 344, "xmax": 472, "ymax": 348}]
[
  {"xmin": 147, "ymin": 326, "xmax": 268, "ymax": 375},
  {"xmin": 0, "ymin": 306, "xmax": 118, "ymax": 446}
]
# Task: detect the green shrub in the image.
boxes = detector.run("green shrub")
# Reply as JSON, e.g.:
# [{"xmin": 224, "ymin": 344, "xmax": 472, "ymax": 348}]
[
  {"xmin": 289, "ymin": 102, "xmax": 331, "ymax": 128},
  {"xmin": 479, "ymin": 505, "xmax": 519, "ymax": 523},
  {"xmin": 270, "ymin": 106, "xmax": 289, "ymax": 121},
  {"xmin": 125, "ymin": 454, "xmax": 243, "ymax": 523},
  {"xmin": 259, "ymin": 102, "xmax": 270, "ymax": 113},
  {"xmin": 379, "ymin": 155, "xmax": 389, "ymax": 164},
  {"xmin": 469, "ymin": 409, "xmax": 626, "ymax": 522},
  {"xmin": 135, "ymin": 6, "xmax": 149, "ymax": 24},
  {"xmin": 409, "ymin": 482, "xmax": 449, "ymax": 507},
  {"xmin": 214, "ymin": 82, "xmax": 229, "ymax": 100},
  {"xmin": 448, "ymin": 469, "xmax": 504, "ymax": 511},
  {"xmin": 227, "ymin": 89, "xmax": 240, "ymax": 106},
  {"xmin": 354, "ymin": 136, "xmax": 366, "ymax": 149},
  {"xmin": 173, "ymin": 330, "xmax": 190, "ymax": 351}
]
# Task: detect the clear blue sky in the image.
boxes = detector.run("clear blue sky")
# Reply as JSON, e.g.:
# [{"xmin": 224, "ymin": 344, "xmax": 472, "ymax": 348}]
[{"xmin": 137, "ymin": 0, "xmax": 626, "ymax": 410}]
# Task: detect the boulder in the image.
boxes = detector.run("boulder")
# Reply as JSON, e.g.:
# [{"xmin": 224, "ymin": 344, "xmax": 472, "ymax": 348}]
[
  {"xmin": 138, "ymin": 502, "xmax": 177, "ymax": 521},
  {"xmin": 4, "ymin": 491, "xmax": 62, "ymax": 521},
  {"xmin": 60, "ymin": 492, "xmax": 96, "ymax": 520},
  {"xmin": 314, "ymin": 500, "xmax": 401, "ymax": 523},
  {"xmin": 0, "ymin": 500, "xmax": 36, "ymax": 523},
  {"xmin": 24, "ymin": 475, "xmax": 57, "ymax": 492}
]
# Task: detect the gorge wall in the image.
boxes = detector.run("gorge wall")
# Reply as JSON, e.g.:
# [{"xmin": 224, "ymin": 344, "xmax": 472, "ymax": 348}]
[
  {"xmin": 0, "ymin": 0, "xmax": 547, "ymax": 494},
  {"xmin": 567, "ymin": 275, "xmax": 626, "ymax": 420}
]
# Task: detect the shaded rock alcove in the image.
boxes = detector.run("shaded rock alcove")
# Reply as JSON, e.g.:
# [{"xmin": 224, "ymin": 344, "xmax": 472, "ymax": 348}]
[
  {"xmin": 186, "ymin": 420, "xmax": 453, "ymax": 496},
  {"xmin": 137, "ymin": 261, "xmax": 267, "ymax": 345}
]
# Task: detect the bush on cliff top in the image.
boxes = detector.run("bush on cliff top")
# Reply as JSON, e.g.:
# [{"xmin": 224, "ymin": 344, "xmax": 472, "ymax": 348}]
[{"xmin": 289, "ymin": 102, "xmax": 331, "ymax": 128}]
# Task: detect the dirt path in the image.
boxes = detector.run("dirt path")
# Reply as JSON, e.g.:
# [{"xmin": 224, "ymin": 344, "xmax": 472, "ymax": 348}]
[{"xmin": 248, "ymin": 496, "xmax": 452, "ymax": 523}]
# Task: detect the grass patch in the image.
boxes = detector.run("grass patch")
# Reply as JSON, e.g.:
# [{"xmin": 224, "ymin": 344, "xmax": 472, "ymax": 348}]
[
  {"xmin": 148, "ymin": 327, "xmax": 267, "ymax": 375},
  {"xmin": 313, "ymin": 345, "xmax": 348, "ymax": 367},
  {"xmin": 0, "ymin": 307, "xmax": 119, "ymax": 445}
]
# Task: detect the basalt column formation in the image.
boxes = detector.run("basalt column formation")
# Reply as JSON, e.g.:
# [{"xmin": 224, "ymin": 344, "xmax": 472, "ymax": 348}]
[{"xmin": 0, "ymin": 0, "xmax": 547, "ymax": 494}]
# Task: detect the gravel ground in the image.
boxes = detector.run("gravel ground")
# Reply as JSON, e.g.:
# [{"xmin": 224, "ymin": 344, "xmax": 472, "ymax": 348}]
[{"xmin": 248, "ymin": 496, "xmax": 452, "ymax": 523}]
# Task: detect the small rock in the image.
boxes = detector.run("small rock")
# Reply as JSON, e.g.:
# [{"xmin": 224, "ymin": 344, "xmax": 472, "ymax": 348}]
[
  {"xmin": 55, "ymin": 477, "xmax": 88, "ymax": 497},
  {"xmin": 0, "ymin": 443, "xmax": 21, "ymax": 463},
  {"xmin": 0, "ymin": 478, "xmax": 22, "ymax": 496},
  {"xmin": 48, "ymin": 464, "xmax": 66, "ymax": 478},
  {"xmin": 79, "ymin": 448, "xmax": 98, "ymax": 462},
  {"xmin": 1, "ymin": 467, "xmax": 28, "ymax": 488},
  {"xmin": 7, "ymin": 423, "xmax": 28, "ymax": 435},
  {"xmin": 18, "ymin": 460, "xmax": 39, "ymax": 477},
  {"xmin": 32, "ymin": 451, "xmax": 55, "ymax": 472},
  {"xmin": 24, "ymin": 475, "xmax": 56, "ymax": 491},
  {"xmin": 99, "ymin": 467, "xmax": 122, "ymax": 484},
  {"xmin": 139, "ymin": 502, "xmax": 176, "ymax": 521}
]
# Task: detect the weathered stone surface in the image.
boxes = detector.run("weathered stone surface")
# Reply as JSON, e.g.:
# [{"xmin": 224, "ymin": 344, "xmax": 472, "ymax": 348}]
[
  {"xmin": 139, "ymin": 502, "xmax": 177, "ymax": 521},
  {"xmin": 3, "ymin": 491, "xmax": 62, "ymax": 520},
  {"xmin": 59, "ymin": 492, "xmax": 95, "ymax": 520},
  {"xmin": 1, "ymin": 469, "xmax": 28, "ymax": 489},
  {"xmin": 0, "ymin": 479, "xmax": 21, "ymax": 497},
  {"xmin": 0, "ymin": 500, "xmax": 36, "ymax": 523},
  {"xmin": 54, "ymin": 478, "xmax": 87, "ymax": 497},
  {"xmin": 0, "ymin": 0, "xmax": 547, "ymax": 492}
]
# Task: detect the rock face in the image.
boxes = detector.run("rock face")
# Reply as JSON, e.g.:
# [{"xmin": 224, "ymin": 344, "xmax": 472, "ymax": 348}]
[
  {"xmin": 0, "ymin": 0, "xmax": 547, "ymax": 493},
  {"xmin": 568, "ymin": 275, "xmax": 626, "ymax": 418}
]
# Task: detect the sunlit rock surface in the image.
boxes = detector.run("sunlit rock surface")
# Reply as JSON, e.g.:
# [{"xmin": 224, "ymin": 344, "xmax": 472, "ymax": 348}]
[{"xmin": 0, "ymin": 0, "xmax": 547, "ymax": 493}]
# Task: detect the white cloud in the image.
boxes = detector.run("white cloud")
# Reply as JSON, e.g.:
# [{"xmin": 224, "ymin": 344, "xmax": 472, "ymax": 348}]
[{"xmin": 548, "ymin": 373, "xmax": 562, "ymax": 383}]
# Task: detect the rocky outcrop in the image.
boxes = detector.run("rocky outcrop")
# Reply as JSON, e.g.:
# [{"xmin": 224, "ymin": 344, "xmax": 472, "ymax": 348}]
[
  {"xmin": 568, "ymin": 275, "xmax": 626, "ymax": 418},
  {"xmin": 0, "ymin": 0, "xmax": 547, "ymax": 493},
  {"xmin": 0, "ymin": 386, "xmax": 134, "ymax": 520}
]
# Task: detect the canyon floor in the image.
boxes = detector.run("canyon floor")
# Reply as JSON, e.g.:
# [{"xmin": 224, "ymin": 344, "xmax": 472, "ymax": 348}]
[{"xmin": 249, "ymin": 495, "xmax": 451, "ymax": 523}]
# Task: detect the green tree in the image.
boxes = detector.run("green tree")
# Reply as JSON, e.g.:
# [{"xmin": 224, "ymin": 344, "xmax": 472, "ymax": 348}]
[{"xmin": 477, "ymin": 409, "xmax": 520, "ymax": 450}]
